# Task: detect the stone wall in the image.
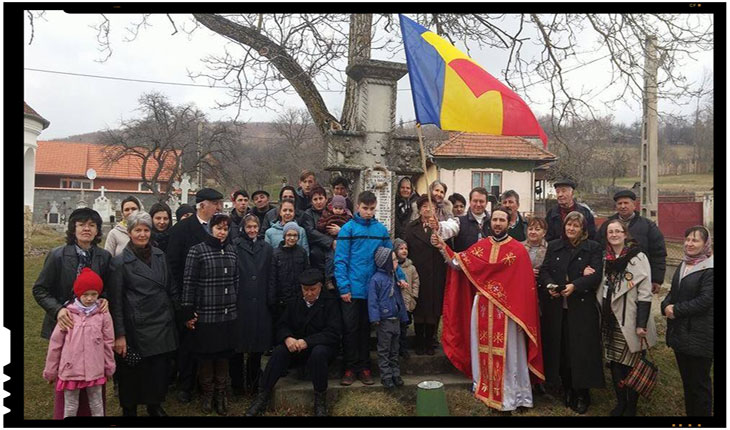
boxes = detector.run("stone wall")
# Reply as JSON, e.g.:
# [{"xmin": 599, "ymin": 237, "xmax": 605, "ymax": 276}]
[{"xmin": 33, "ymin": 188, "xmax": 167, "ymax": 225}]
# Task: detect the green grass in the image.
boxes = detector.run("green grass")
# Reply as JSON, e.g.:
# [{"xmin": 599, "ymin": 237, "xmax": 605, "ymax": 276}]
[
  {"xmin": 23, "ymin": 227, "xmax": 702, "ymax": 418},
  {"xmin": 610, "ymin": 173, "xmax": 714, "ymax": 193}
]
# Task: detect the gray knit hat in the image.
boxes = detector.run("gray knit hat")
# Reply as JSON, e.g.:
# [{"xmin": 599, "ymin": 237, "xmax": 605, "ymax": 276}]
[
  {"xmin": 374, "ymin": 246, "xmax": 393, "ymax": 270},
  {"xmin": 283, "ymin": 221, "xmax": 299, "ymax": 236}
]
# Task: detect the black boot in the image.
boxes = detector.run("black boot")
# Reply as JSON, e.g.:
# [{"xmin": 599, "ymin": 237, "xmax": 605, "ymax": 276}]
[
  {"xmin": 215, "ymin": 390, "xmax": 229, "ymax": 416},
  {"xmin": 201, "ymin": 391, "xmax": 214, "ymax": 414},
  {"xmin": 314, "ymin": 390, "xmax": 328, "ymax": 417},
  {"xmin": 245, "ymin": 391, "xmax": 271, "ymax": 417},
  {"xmin": 624, "ymin": 389, "xmax": 639, "ymax": 416},
  {"xmin": 146, "ymin": 404, "xmax": 168, "ymax": 417},
  {"xmin": 609, "ymin": 363, "xmax": 627, "ymax": 416},
  {"xmin": 122, "ymin": 405, "xmax": 137, "ymax": 417}
]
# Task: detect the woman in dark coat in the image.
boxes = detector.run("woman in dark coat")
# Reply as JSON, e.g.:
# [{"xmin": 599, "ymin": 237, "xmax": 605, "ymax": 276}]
[
  {"xmin": 33, "ymin": 207, "xmax": 113, "ymax": 418},
  {"xmin": 538, "ymin": 210, "xmax": 604, "ymax": 415},
  {"xmin": 181, "ymin": 213, "xmax": 239, "ymax": 416},
  {"xmin": 404, "ymin": 195, "xmax": 447, "ymax": 356},
  {"xmin": 108, "ymin": 211, "xmax": 179, "ymax": 417},
  {"xmin": 394, "ymin": 176, "xmax": 418, "ymax": 240},
  {"xmin": 230, "ymin": 214, "xmax": 275, "ymax": 396},
  {"xmin": 661, "ymin": 225, "xmax": 714, "ymax": 417},
  {"xmin": 149, "ymin": 202, "xmax": 173, "ymax": 253}
]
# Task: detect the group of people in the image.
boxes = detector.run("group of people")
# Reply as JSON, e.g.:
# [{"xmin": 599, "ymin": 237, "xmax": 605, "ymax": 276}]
[{"xmin": 33, "ymin": 170, "xmax": 713, "ymax": 419}]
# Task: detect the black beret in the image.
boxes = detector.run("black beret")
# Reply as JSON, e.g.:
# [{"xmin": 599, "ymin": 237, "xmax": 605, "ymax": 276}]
[
  {"xmin": 298, "ymin": 268, "xmax": 324, "ymax": 286},
  {"xmin": 251, "ymin": 190, "xmax": 270, "ymax": 199},
  {"xmin": 553, "ymin": 178, "xmax": 576, "ymax": 189},
  {"xmin": 613, "ymin": 189, "xmax": 637, "ymax": 201},
  {"xmin": 195, "ymin": 188, "xmax": 224, "ymax": 203}
]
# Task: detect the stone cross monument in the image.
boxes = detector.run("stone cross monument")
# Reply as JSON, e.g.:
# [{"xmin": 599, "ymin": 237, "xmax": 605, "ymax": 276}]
[
  {"xmin": 92, "ymin": 186, "xmax": 113, "ymax": 223},
  {"xmin": 324, "ymin": 59, "xmax": 422, "ymax": 233},
  {"xmin": 173, "ymin": 173, "xmax": 198, "ymax": 205}
]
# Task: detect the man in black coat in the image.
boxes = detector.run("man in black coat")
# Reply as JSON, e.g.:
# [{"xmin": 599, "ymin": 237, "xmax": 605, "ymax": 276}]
[
  {"xmin": 597, "ymin": 190, "xmax": 667, "ymax": 293},
  {"xmin": 545, "ymin": 179, "xmax": 597, "ymax": 242},
  {"xmin": 165, "ymin": 187, "xmax": 224, "ymax": 403},
  {"xmin": 245, "ymin": 269, "xmax": 342, "ymax": 417},
  {"xmin": 228, "ymin": 189, "xmax": 250, "ymax": 241},
  {"xmin": 250, "ymin": 190, "xmax": 275, "ymax": 228},
  {"xmin": 433, "ymin": 187, "xmax": 491, "ymax": 252}
]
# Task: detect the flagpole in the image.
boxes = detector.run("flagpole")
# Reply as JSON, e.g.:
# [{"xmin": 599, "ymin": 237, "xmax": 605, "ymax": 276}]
[
  {"xmin": 415, "ymin": 123, "xmax": 434, "ymax": 211},
  {"xmin": 416, "ymin": 123, "xmax": 446, "ymax": 250}
]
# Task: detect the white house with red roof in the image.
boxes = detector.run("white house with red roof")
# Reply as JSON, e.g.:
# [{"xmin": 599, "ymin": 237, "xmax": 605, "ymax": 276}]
[{"xmin": 426, "ymin": 132, "xmax": 557, "ymax": 214}]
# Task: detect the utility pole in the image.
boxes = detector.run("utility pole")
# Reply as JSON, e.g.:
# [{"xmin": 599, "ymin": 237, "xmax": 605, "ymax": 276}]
[
  {"xmin": 196, "ymin": 122, "xmax": 203, "ymax": 188},
  {"xmin": 640, "ymin": 36, "xmax": 659, "ymax": 224}
]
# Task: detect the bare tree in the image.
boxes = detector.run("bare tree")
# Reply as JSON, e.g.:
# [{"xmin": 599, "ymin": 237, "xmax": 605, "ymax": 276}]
[
  {"xmin": 100, "ymin": 92, "xmax": 239, "ymax": 201},
  {"xmin": 27, "ymin": 12, "xmax": 713, "ymax": 144},
  {"xmin": 270, "ymin": 108, "xmax": 326, "ymax": 184}
]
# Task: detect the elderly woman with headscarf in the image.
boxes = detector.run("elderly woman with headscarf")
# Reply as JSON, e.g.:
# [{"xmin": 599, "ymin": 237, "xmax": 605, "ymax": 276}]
[
  {"xmin": 410, "ymin": 180, "xmax": 453, "ymax": 222},
  {"xmin": 538, "ymin": 211, "xmax": 604, "ymax": 415},
  {"xmin": 597, "ymin": 219, "xmax": 657, "ymax": 416},
  {"xmin": 661, "ymin": 226, "xmax": 714, "ymax": 417},
  {"xmin": 395, "ymin": 176, "xmax": 419, "ymax": 239},
  {"xmin": 108, "ymin": 211, "xmax": 179, "ymax": 417}
]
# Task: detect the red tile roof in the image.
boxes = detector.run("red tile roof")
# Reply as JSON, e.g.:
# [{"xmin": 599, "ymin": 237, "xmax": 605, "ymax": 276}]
[
  {"xmin": 432, "ymin": 132, "xmax": 556, "ymax": 161},
  {"xmin": 36, "ymin": 141, "xmax": 178, "ymax": 181},
  {"xmin": 24, "ymin": 102, "xmax": 50, "ymax": 129}
]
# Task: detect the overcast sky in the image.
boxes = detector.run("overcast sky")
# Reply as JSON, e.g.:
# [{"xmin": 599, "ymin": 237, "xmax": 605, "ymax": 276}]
[{"xmin": 23, "ymin": 11, "xmax": 714, "ymax": 140}]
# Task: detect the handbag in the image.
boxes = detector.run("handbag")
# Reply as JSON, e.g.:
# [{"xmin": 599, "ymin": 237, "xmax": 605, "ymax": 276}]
[
  {"xmin": 619, "ymin": 337, "xmax": 658, "ymax": 398},
  {"xmin": 117, "ymin": 345, "xmax": 143, "ymax": 368}
]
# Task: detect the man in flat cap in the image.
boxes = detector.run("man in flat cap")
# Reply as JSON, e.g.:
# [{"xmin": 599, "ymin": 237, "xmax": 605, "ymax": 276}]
[
  {"xmin": 545, "ymin": 179, "xmax": 597, "ymax": 242},
  {"xmin": 597, "ymin": 189, "xmax": 667, "ymax": 293},
  {"xmin": 166, "ymin": 187, "xmax": 224, "ymax": 403},
  {"xmin": 250, "ymin": 190, "xmax": 275, "ymax": 228},
  {"xmin": 245, "ymin": 269, "xmax": 342, "ymax": 417}
]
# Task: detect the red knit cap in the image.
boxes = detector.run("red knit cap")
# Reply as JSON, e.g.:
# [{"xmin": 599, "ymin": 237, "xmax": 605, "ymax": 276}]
[{"xmin": 73, "ymin": 267, "xmax": 104, "ymax": 297}]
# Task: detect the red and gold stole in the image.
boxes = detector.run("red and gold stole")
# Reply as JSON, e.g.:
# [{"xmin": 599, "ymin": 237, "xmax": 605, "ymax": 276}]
[{"xmin": 442, "ymin": 237, "xmax": 545, "ymax": 409}]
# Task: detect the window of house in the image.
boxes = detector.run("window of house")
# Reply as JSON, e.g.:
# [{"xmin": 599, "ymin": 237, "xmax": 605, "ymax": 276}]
[
  {"xmin": 60, "ymin": 178, "xmax": 92, "ymax": 189},
  {"xmin": 471, "ymin": 171, "xmax": 502, "ymax": 190},
  {"xmin": 138, "ymin": 182, "xmax": 161, "ymax": 192}
]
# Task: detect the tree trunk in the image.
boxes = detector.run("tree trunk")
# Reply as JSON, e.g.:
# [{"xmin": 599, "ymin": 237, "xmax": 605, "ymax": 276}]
[
  {"xmin": 192, "ymin": 14, "xmax": 338, "ymax": 138},
  {"xmin": 340, "ymin": 13, "xmax": 372, "ymax": 131}
]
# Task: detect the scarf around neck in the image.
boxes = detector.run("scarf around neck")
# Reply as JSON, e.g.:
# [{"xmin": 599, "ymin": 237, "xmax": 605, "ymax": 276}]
[{"xmin": 73, "ymin": 298, "xmax": 99, "ymax": 315}]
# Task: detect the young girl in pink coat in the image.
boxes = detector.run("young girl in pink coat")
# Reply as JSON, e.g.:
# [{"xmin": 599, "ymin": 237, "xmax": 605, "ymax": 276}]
[{"xmin": 43, "ymin": 268, "xmax": 116, "ymax": 418}]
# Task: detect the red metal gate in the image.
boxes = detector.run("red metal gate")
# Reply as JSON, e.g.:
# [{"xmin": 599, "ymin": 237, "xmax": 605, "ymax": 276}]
[{"xmin": 658, "ymin": 202, "xmax": 703, "ymax": 240}]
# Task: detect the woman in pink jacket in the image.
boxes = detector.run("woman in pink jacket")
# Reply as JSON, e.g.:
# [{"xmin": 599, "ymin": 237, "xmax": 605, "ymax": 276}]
[{"xmin": 43, "ymin": 268, "xmax": 116, "ymax": 418}]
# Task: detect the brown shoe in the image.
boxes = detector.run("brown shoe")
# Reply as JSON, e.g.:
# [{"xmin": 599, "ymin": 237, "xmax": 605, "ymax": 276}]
[
  {"xmin": 340, "ymin": 369, "xmax": 355, "ymax": 386},
  {"xmin": 358, "ymin": 369, "xmax": 375, "ymax": 385}
]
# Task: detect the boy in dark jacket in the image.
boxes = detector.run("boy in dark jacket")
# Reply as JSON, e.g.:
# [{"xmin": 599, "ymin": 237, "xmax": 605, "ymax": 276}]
[
  {"xmin": 270, "ymin": 222, "xmax": 310, "ymax": 318},
  {"xmin": 368, "ymin": 247, "xmax": 409, "ymax": 388},
  {"xmin": 245, "ymin": 269, "xmax": 342, "ymax": 417}
]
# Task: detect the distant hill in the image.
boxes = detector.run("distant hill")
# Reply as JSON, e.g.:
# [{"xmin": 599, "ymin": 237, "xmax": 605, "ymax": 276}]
[{"xmin": 53, "ymin": 121, "xmax": 283, "ymax": 146}]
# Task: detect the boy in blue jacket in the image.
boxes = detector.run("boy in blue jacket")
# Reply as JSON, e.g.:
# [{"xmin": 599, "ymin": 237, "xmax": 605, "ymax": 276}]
[
  {"xmin": 335, "ymin": 191, "xmax": 407, "ymax": 386},
  {"xmin": 368, "ymin": 247, "xmax": 409, "ymax": 388}
]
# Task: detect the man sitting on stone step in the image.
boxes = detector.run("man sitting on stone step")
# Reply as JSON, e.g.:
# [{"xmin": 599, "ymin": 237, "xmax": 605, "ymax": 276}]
[{"xmin": 245, "ymin": 269, "xmax": 342, "ymax": 417}]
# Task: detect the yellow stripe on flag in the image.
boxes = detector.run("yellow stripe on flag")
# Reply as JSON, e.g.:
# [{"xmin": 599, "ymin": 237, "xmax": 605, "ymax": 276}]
[{"xmin": 441, "ymin": 67, "xmax": 503, "ymax": 135}]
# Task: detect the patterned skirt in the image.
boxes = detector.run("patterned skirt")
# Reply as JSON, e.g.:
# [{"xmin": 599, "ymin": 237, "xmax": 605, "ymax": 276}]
[{"xmin": 603, "ymin": 314, "xmax": 641, "ymax": 367}]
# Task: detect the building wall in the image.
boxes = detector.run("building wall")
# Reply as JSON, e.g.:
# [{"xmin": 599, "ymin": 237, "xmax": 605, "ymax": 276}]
[
  {"xmin": 432, "ymin": 158, "xmax": 539, "ymax": 214},
  {"xmin": 24, "ymin": 117, "xmax": 43, "ymax": 211},
  {"xmin": 439, "ymin": 168, "xmax": 535, "ymax": 213},
  {"xmin": 33, "ymin": 188, "xmax": 168, "ymax": 224},
  {"xmin": 34, "ymin": 175, "xmax": 170, "ymax": 192}
]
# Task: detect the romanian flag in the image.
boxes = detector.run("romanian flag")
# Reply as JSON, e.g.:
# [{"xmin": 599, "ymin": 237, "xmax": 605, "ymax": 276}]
[{"xmin": 400, "ymin": 14, "xmax": 548, "ymax": 147}]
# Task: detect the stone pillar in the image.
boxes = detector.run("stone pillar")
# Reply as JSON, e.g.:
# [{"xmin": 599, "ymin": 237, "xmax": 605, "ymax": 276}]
[{"xmin": 324, "ymin": 59, "xmax": 422, "ymax": 233}]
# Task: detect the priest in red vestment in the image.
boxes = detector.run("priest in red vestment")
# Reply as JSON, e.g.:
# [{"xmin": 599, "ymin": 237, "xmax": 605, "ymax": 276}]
[{"xmin": 433, "ymin": 206, "xmax": 544, "ymax": 411}]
